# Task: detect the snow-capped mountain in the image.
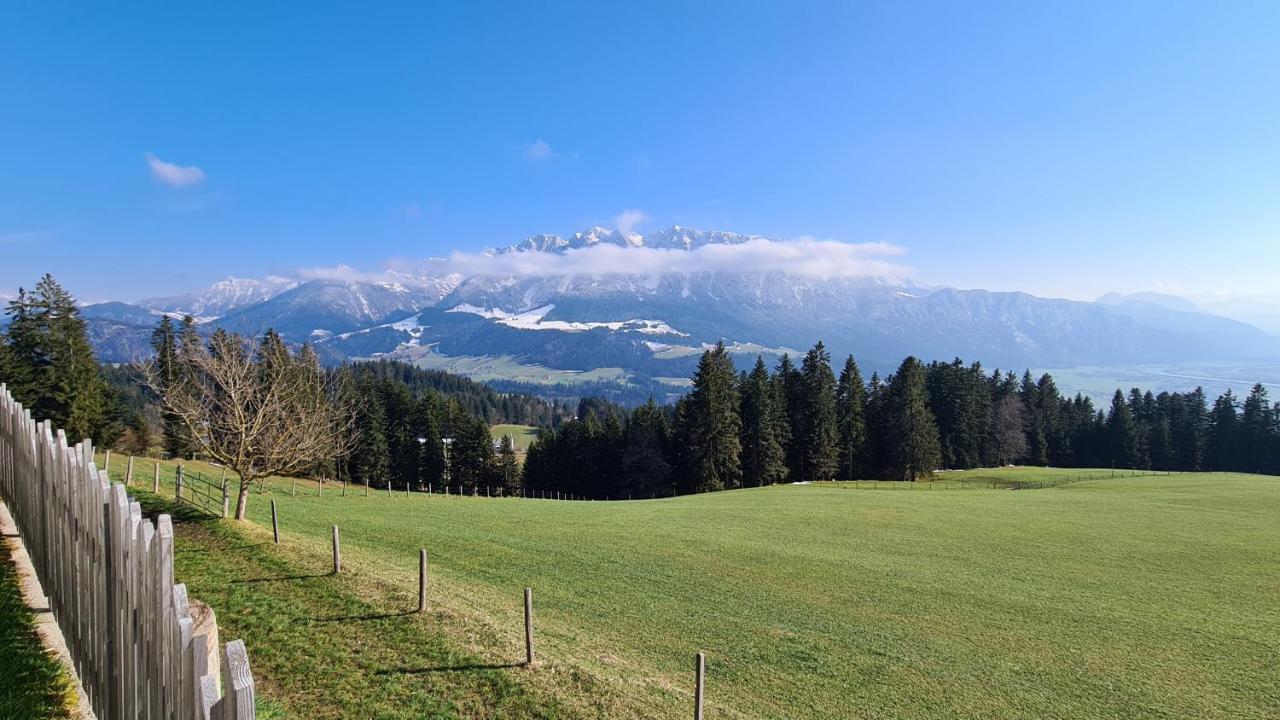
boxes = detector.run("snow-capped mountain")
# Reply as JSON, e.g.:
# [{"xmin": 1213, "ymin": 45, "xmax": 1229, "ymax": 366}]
[
  {"xmin": 81, "ymin": 226, "xmax": 1279, "ymax": 385},
  {"xmin": 141, "ymin": 276, "xmax": 301, "ymax": 319}
]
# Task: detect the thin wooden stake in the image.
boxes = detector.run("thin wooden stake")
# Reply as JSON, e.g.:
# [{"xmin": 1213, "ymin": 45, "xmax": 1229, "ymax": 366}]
[
  {"xmin": 342, "ymin": 479, "xmax": 347, "ymax": 497},
  {"xmin": 154, "ymin": 462, "xmax": 160, "ymax": 493},
  {"xmin": 418, "ymin": 550, "xmax": 428, "ymax": 613},
  {"xmin": 524, "ymin": 587, "xmax": 535, "ymax": 665},
  {"xmin": 695, "ymin": 652, "xmax": 706, "ymax": 720},
  {"xmin": 332, "ymin": 525, "xmax": 341, "ymax": 574},
  {"xmin": 126, "ymin": 455, "xmax": 135, "ymax": 485},
  {"xmin": 271, "ymin": 500, "xmax": 279, "ymax": 544},
  {"xmin": 292, "ymin": 477, "xmax": 297, "ymax": 497}
]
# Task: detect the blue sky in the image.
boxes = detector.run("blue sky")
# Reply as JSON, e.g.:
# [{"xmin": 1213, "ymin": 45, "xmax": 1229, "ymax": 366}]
[{"xmin": 3, "ymin": 1, "xmax": 1279, "ymax": 308}]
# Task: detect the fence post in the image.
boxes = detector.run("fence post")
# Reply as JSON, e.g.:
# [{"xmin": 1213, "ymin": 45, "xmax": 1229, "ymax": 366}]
[
  {"xmin": 524, "ymin": 587, "xmax": 535, "ymax": 665},
  {"xmin": 342, "ymin": 479, "xmax": 347, "ymax": 497},
  {"xmin": 222, "ymin": 482, "xmax": 230, "ymax": 519},
  {"xmin": 418, "ymin": 550, "xmax": 427, "ymax": 613},
  {"xmin": 126, "ymin": 455, "xmax": 134, "ymax": 486},
  {"xmin": 332, "ymin": 525, "xmax": 341, "ymax": 574},
  {"xmin": 291, "ymin": 477, "xmax": 297, "ymax": 497},
  {"xmin": 176, "ymin": 464, "xmax": 184, "ymax": 503},
  {"xmin": 154, "ymin": 462, "xmax": 160, "ymax": 494},
  {"xmin": 271, "ymin": 500, "xmax": 279, "ymax": 544},
  {"xmin": 318, "ymin": 477, "xmax": 323, "ymax": 498},
  {"xmin": 222, "ymin": 639, "xmax": 256, "ymax": 719},
  {"xmin": 695, "ymin": 652, "xmax": 706, "ymax": 720}
]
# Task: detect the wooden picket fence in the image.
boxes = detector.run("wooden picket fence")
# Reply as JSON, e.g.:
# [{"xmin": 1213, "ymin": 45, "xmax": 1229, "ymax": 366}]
[{"xmin": 0, "ymin": 384, "xmax": 256, "ymax": 719}]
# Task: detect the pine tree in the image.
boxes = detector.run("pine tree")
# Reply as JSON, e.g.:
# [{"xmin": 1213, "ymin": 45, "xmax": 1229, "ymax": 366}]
[
  {"xmin": 794, "ymin": 342, "xmax": 838, "ymax": 482},
  {"xmin": 774, "ymin": 353, "xmax": 804, "ymax": 481},
  {"xmin": 2, "ymin": 275, "xmax": 113, "ymax": 442},
  {"xmin": 678, "ymin": 342, "xmax": 742, "ymax": 492},
  {"xmin": 835, "ymin": 355, "xmax": 867, "ymax": 480},
  {"xmin": 350, "ymin": 376, "xmax": 391, "ymax": 487},
  {"xmin": 2, "ymin": 288, "xmax": 42, "ymax": 404},
  {"xmin": 150, "ymin": 316, "xmax": 188, "ymax": 457},
  {"xmin": 412, "ymin": 392, "xmax": 447, "ymax": 489},
  {"xmin": 740, "ymin": 357, "xmax": 788, "ymax": 486},
  {"xmin": 1240, "ymin": 383, "xmax": 1274, "ymax": 474},
  {"xmin": 494, "ymin": 435, "xmax": 521, "ymax": 492},
  {"xmin": 1107, "ymin": 390, "xmax": 1141, "ymax": 469},
  {"xmin": 621, "ymin": 398, "xmax": 675, "ymax": 496},
  {"xmin": 1020, "ymin": 371, "xmax": 1048, "ymax": 465},
  {"xmin": 884, "ymin": 357, "xmax": 941, "ymax": 480},
  {"xmin": 1207, "ymin": 390, "xmax": 1238, "ymax": 471},
  {"xmin": 447, "ymin": 404, "xmax": 494, "ymax": 491}
]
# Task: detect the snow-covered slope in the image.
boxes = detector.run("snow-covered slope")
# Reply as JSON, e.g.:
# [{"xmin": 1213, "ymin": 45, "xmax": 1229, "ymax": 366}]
[{"xmin": 141, "ymin": 276, "xmax": 300, "ymax": 319}]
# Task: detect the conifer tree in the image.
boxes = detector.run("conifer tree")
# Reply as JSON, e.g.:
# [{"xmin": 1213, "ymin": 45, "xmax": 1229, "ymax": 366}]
[
  {"xmin": 350, "ymin": 376, "xmax": 391, "ymax": 487},
  {"xmin": 620, "ymin": 398, "xmax": 675, "ymax": 496},
  {"xmin": 740, "ymin": 356, "xmax": 787, "ymax": 486},
  {"xmin": 835, "ymin": 355, "xmax": 867, "ymax": 480},
  {"xmin": 774, "ymin": 353, "xmax": 804, "ymax": 480},
  {"xmin": 413, "ymin": 392, "xmax": 447, "ymax": 489},
  {"xmin": 1107, "ymin": 390, "xmax": 1141, "ymax": 468},
  {"xmin": 679, "ymin": 342, "xmax": 742, "ymax": 492},
  {"xmin": 1206, "ymin": 390, "xmax": 1238, "ymax": 471},
  {"xmin": 494, "ymin": 434, "xmax": 521, "ymax": 492},
  {"xmin": 1240, "ymin": 383, "xmax": 1274, "ymax": 474},
  {"xmin": 797, "ymin": 342, "xmax": 838, "ymax": 481},
  {"xmin": 884, "ymin": 357, "xmax": 941, "ymax": 480},
  {"xmin": 2, "ymin": 275, "xmax": 113, "ymax": 442}
]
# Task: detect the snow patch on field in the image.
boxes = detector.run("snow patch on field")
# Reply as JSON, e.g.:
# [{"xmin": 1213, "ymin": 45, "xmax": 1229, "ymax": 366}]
[{"xmin": 448, "ymin": 303, "xmax": 687, "ymax": 336}]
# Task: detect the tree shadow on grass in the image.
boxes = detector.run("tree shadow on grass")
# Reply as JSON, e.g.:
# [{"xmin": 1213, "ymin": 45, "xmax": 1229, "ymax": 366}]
[
  {"xmin": 374, "ymin": 662, "xmax": 526, "ymax": 675},
  {"xmin": 312, "ymin": 609, "xmax": 418, "ymax": 623},
  {"xmin": 231, "ymin": 571, "xmax": 331, "ymax": 585}
]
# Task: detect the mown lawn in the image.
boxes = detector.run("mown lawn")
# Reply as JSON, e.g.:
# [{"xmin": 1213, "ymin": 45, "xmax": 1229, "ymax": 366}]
[{"xmin": 101, "ymin": 456, "xmax": 1280, "ymax": 719}]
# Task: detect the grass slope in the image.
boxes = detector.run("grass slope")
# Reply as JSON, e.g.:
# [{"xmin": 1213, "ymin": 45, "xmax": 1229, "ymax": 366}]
[
  {"xmin": 0, "ymin": 534, "xmax": 76, "ymax": 718},
  {"xmin": 101, "ymin": 458, "xmax": 1280, "ymax": 719},
  {"xmin": 490, "ymin": 424, "xmax": 540, "ymax": 452}
]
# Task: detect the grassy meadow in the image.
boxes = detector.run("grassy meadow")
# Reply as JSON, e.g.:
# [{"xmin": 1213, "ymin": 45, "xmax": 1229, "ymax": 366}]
[
  {"xmin": 490, "ymin": 424, "xmax": 540, "ymax": 452},
  {"xmin": 97, "ymin": 456, "xmax": 1280, "ymax": 719},
  {"xmin": 0, "ymin": 533, "xmax": 76, "ymax": 718}
]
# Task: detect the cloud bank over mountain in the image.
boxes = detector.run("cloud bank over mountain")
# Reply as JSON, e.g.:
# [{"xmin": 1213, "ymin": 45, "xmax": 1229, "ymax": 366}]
[{"xmin": 444, "ymin": 237, "xmax": 911, "ymax": 280}]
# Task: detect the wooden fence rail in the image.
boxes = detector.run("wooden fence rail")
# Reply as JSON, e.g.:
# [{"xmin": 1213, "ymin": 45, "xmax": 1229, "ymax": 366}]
[{"xmin": 0, "ymin": 384, "xmax": 256, "ymax": 719}]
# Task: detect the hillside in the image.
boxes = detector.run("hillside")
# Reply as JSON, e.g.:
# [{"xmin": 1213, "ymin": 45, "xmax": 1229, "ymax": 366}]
[{"xmin": 105, "ymin": 459, "xmax": 1280, "ymax": 719}]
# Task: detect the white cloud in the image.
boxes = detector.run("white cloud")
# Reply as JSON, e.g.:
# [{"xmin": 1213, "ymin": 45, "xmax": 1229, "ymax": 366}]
[
  {"xmin": 0, "ymin": 227, "xmax": 61, "ymax": 244},
  {"xmin": 443, "ymin": 237, "xmax": 911, "ymax": 280},
  {"xmin": 614, "ymin": 209, "xmax": 647, "ymax": 235},
  {"xmin": 146, "ymin": 153, "xmax": 206, "ymax": 187},
  {"xmin": 295, "ymin": 264, "xmax": 391, "ymax": 283},
  {"xmin": 524, "ymin": 139, "xmax": 553, "ymax": 160}
]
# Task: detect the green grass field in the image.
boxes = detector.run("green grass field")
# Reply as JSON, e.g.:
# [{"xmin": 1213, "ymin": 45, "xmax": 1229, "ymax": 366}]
[
  {"xmin": 97, "ymin": 457, "xmax": 1280, "ymax": 719},
  {"xmin": 0, "ymin": 536, "xmax": 76, "ymax": 719},
  {"xmin": 490, "ymin": 424, "xmax": 540, "ymax": 452}
]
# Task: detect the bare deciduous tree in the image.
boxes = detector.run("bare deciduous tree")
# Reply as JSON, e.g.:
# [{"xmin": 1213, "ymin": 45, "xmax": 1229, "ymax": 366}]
[
  {"xmin": 138, "ymin": 329, "xmax": 354, "ymax": 520},
  {"xmin": 993, "ymin": 395, "xmax": 1028, "ymax": 466}
]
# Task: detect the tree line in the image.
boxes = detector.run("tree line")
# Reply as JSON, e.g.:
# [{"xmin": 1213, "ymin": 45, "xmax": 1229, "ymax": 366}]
[
  {"xmin": 0, "ymin": 275, "xmax": 135, "ymax": 446},
  {"xmin": 4, "ymin": 275, "xmax": 1278, "ymax": 511},
  {"xmin": 521, "ymin": 342, "xmax": 1280, "ymax": 499}
]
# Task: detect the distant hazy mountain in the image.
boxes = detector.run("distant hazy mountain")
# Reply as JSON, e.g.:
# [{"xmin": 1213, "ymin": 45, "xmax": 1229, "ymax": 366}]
[
  {"xmin": 81, "ymin": 227, "xmax": 1280, "ymax": 381},
  {"xmin": 1095, "ymin": 291, "xmax": 1206, "ymax": 315}
]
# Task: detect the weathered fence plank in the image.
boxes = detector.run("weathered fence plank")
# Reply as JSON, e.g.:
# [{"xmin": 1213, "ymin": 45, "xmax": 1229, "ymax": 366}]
[{"xmin": 0, "ymin": 386, "xmax": 257, "ymax": 718}]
